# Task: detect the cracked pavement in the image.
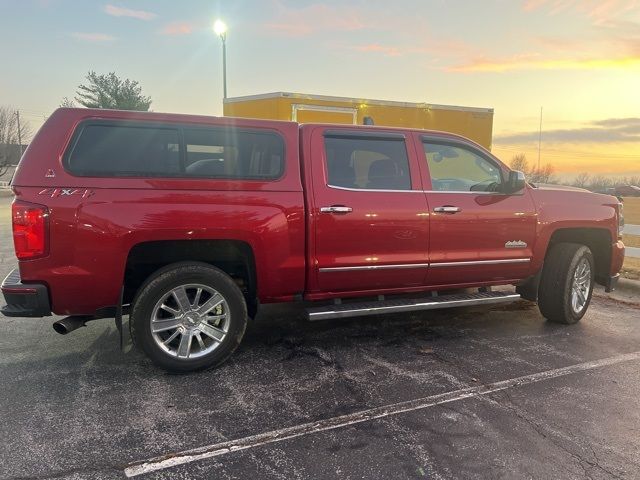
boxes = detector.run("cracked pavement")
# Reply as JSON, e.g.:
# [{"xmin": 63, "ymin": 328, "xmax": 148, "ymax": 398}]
[{"xmin": 0, "ymin": 195, "xmax": 639, "ymax": 479}]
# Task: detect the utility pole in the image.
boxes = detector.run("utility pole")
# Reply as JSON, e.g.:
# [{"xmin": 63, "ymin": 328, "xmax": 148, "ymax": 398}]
[
  {"xmin": 15, "ymin": 110, "xmax": 23, "ymax": 156},
  {"xmin": 537, "ymin": 107, "xmax": 543, "ymax": 171}
]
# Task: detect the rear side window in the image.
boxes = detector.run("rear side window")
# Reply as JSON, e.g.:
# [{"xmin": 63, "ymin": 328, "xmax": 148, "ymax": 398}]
[
  {"xmin": 66, "ymin": 125, "xmax": 180, "ymax": 176},
  {"xmin": 65, "ymin": 123, "xmax": 285, "ymax": 180},
  {"xmin": 324, "ymin": 135, "xmax": 411, "ymax": 190},
  {"xmin": 184, "ymin": 128, "xmax": 284, "ymax": 179}
]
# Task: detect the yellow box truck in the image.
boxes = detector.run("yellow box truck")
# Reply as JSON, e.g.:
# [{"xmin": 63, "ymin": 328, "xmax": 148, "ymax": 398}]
[{"xmin": 223, "ymin": 92, "xmax": 494, "ymax": 150}]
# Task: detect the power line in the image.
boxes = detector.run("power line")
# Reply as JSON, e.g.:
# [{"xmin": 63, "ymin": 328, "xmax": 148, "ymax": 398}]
[
  {"xmin": 19, "ymin": 112, "xmax": 49, "ymax": 120},
  {"xmin": 493, "ymin": 145, "xmax": 639, "ymax": 159},
  {"xmin": 15, "ymin": 111, "xmax": 23, "ymax": 154},
  {"xmin": 19, "ymin": 108, "xmax": 51, "ymax": 116},
  {"xmin": 495, "ymin": 149, "xmax": 639, "ymax": 160},
  {"xmin": 537, "ymin": 106, "xmax": 543, "ymax": 170}
]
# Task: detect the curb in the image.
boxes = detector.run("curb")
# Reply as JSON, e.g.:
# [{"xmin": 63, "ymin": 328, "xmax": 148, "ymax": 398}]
[{"xmin": 617, "ymin": 277, "xmax": 640, "ymax": 294}]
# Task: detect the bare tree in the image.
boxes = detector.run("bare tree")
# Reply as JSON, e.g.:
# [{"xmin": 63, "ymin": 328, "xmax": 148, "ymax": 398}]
[
  {"xmin": 509, "ymin": 153, "xmax": 556, "ymax": 184},
  {"xmin": 0, "ymin": 106, "xmax": 32, "ymax": 177},
  {"xmin": 618, "ymin": 175, "xmax": 640, "ymax": 187},
  {"xmin": 589, "ymin": 174, "xmax": 613, "ymax": 192},
  {"xmin": 572, "ymin": 172, "xmax": 591, "ymax": 188},
  {"xmin": 60, "ymin": 97, "xmax": 76, "ymax": 108},
  {"xmin": 532, "ymin": 163, "xmax": 556, "ymax": 183},
  {"xmin": 510, "ymin": 153, "xmax": 528, "ymax": 173}
]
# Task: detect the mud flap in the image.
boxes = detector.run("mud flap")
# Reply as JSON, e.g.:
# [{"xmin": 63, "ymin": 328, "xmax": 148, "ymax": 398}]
[
  {"xmin": 516, "ymin": 269, "xmax": 542, "ymax": 302},
  {"xmin": 115, "ymin": 286, "xmax": 124, "ymax": 350}
]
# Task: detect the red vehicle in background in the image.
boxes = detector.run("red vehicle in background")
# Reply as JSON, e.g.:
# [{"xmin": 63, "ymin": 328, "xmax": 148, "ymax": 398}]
[{"xmin": 2, "ymin": 108, "xmax": 625, "ymax": 372}]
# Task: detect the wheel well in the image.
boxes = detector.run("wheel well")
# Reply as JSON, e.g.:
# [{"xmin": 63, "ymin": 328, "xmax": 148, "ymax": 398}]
[
  {"xmin": 547, "ymin": 228, "xmax": 611, "ymax": 285},
  {"xmin": 124, "ymin": 240, "xmax": 257, "ymax": 313}
]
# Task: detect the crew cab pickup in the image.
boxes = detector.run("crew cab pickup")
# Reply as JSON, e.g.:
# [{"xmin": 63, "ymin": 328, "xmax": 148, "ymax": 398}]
[{"xmin": 2, "ymin": 108, "xmax": 625, "ymax": 372}]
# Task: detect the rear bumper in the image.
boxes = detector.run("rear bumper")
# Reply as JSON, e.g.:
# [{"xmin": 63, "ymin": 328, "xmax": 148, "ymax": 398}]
[{"xmin": 1, "ymin": 269, "xmax": 51, "ymax": 317}]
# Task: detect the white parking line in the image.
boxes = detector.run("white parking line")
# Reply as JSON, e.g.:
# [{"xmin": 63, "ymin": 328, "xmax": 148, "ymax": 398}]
[
  {"xmin": 124, "ymin": 351, "xmax": 640, "ymax": 477},
  {"xmin": 624, "ymin": 224, "xmax": 640, "ymax": 236},
  {"xmin": 627, "ymin": 246, "xmax": 640, "ymax": 258}
]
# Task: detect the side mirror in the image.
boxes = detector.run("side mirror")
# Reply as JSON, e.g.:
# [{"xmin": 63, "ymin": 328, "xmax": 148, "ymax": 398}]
[{"xmin": 505, "ymin": 170, "xmax": 526, "ymax": 194}]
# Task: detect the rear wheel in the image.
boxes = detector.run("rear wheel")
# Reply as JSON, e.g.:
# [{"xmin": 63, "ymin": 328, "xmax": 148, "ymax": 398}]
[
  {"xmin": 538, "ymin": 243, "xmax": 594, "ymax": 324},
  {"xmin": 130, "ymin": 262, "xmax": 247, "ymax": 373}
]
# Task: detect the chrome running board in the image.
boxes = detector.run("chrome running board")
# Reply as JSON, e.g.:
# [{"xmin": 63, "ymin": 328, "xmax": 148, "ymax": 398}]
[{"xmin": 306, "ymin": 292, "xmax": 521, "ymax": 321}]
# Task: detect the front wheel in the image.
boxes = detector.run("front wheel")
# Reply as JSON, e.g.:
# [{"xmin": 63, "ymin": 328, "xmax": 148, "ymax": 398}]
[
  {"xmin": 538, "ymin": 243, "xmax": 595, "ymax": 325},
  {"xmin": 130, "ymin": 262, "xmax": 248, "ymax": 373}
]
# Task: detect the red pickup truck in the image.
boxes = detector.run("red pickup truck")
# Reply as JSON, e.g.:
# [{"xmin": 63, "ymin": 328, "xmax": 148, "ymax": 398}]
[{"xmin": 2, "ymin": 108, "xmax": 625, "ymax": 372}]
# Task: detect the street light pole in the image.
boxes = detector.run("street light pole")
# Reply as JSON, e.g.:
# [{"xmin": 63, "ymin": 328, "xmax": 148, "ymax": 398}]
[
  {"xmin": 213, "ymin": 20, "xmax": 228, "ymax": 101},
  {"xmin": 221, "ymin": 32, "xmax": 227, "ymax": 100}
]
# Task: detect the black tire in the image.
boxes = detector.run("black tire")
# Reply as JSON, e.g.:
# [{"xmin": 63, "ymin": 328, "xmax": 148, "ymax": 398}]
[
  {"xmin": 538, "ymin": 243, "xmax": 595, "ymax": 325},
  {"xmin": 130, "ymin": 262, "xmax": 247, "ymax": 373}
]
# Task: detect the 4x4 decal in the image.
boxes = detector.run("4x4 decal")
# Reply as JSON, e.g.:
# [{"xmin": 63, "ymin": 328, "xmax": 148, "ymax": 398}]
[{"xmin": 38, "ymin": 188, "xmax": 95, "ymax": 198}]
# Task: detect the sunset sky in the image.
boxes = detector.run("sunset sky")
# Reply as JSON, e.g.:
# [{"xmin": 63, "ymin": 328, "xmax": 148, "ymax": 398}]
[{"xmin": 1, "ymin": 0, "xmax": 639, "ymax": 178}]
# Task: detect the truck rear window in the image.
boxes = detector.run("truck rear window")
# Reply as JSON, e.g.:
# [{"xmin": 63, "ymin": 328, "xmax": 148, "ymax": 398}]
[{"xmin": 65, "ymin": 123, "xmax": 284, "ymax": 180}]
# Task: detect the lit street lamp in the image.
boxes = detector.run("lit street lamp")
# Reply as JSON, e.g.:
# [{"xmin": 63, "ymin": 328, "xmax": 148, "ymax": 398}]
[{"xmin": 213, "ymin": 19, "xmax": 228, "ymax": 100}]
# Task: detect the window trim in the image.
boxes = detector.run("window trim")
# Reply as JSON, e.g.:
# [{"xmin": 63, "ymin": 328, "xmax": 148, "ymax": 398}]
[
  {"xmin": 324, "ymin": 130, "xmax": 406, "ymax": 141},
  {"xmin": 420, "ymin": 136, "xmax": 506, "ymax": 194},
  {"xmin": 326, "ymin": 184, "xmax": 424, "ymax": 194},
  {"xmin": 62, "ymin": 119, "xmax": 287, "ymax": 181},
  {"xmin": 323, "ymin": 131, "xmax": 414, "ymax": 192}
]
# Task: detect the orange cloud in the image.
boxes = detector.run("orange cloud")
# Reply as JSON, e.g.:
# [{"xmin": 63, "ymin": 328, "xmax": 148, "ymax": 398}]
[
  {"xmin": 345, "ymin": 38, "xmax": 478, "ymax": 60},
  {"xmin": 351, "ymin": 44, "xmax": 402, "ymax": 57},
  {"xmin": 71, "ymin": 32, "xmax": 116, "ymax": 42},
  {"xmin": 492, "ymin": 145, "xmax": 640, "ymax": 176},
  {"xmin": 160, "ymin": 22, "xmax": 194, "ymax": 36},
  {"xmin": 493, "ymin": 118, "xmax": 640, "ymax": 176},
  {"xmin": 523, "ymin": 0, "xmax": 639, "ymax": 22},
  {"xmin": 496, "ymin": 118, "xmax": 640, "ymax": 144},
  {"xmin": 104, "ymin": 4, "xmax": 156, "ymax": 21},
  {"xmin": 264, "ymin": 2, "xmax": 367, "ymax": 37},
  {"xmin": 448, "ymin": 53, "xmax": 640, "ymax": 72}
]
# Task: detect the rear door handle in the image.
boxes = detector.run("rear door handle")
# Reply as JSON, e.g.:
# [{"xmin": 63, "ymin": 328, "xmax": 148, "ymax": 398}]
[
  {"xmin": 433, "ymin": 206, "xmax": 461, "ymax": 214},
  {"xmin": 320, "ymin": 205, "xmax": 353, "ymax": 214}
]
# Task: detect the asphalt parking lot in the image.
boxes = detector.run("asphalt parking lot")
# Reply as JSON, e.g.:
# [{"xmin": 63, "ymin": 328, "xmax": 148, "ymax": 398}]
[{"xmin": 1, "ymin": 192, "xmax": 639, "ymax": 480}]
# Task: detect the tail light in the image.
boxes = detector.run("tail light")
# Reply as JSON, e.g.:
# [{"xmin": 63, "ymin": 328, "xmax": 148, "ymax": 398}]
[{"xmin": 12, "ymin": 200, "xmax": 49, "ymax": 260}]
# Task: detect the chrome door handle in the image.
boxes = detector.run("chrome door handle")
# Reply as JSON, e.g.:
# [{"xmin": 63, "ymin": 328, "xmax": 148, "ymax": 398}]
[
  {"xmin": 433, "ymin": 206, "xmax": 461, "ymax": 213},
  {"xmin": 320, "ymin": 205, "xmax": 353, "ymax": 214}
]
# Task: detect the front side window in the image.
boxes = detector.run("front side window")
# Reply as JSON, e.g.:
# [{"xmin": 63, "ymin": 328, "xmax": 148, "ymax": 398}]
[
  {"xmin": 324, "ymin": 135, "xmax": 411, "ymax": 191},
  {"xmin": 423, "ymin": 142, "xmax": 502, "ymax": 192}
]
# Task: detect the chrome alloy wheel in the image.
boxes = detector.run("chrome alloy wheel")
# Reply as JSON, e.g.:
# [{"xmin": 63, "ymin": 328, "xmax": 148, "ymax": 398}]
[
  {"xmin": 571, "ymin": 258, "xmax": 591, "ymax": 314},
  {"xmin": 150, "ymin": 284, "xmax": 229, "ymax": 360}
]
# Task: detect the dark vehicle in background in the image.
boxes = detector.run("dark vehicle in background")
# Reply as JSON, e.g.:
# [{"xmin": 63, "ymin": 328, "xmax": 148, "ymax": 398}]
[{"xmin": 615, "ymin": 185, "xmax": 640, "ymax": 197}]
